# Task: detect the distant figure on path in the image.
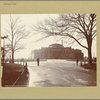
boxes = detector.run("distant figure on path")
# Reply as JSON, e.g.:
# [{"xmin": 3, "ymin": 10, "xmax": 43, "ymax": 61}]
[
  {"xmin": 37, "ymin": 58, "xmax": 40, "ymax": 66},
  {"xmin": 76, "ymin": 59, "xmax": 79, "ymax": 65}
]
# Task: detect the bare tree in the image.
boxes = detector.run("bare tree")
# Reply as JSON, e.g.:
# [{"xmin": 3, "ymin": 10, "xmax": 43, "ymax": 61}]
[
  {"xmin": 33, "ymin": 14, "xmax": 96, "ymax": 65},
  {"xmin": 4, "ymin": 15, "xmax": 28, "ymax": 63}
]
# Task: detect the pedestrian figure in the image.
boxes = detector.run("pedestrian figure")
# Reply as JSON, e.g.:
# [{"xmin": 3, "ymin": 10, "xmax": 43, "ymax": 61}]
[
  {"xmin": 24, "ymin": 62, "xmax": 28, "ymax": 73},
  {"xmin": 80, "ymin": 60, "xmax": 82, "ymax": 66},
  {"xmin": 37, "ymin": 58, "xmax": 40, "ymax": 66},
  {"xmin": 76, "ymin": 59, "xmax": 79, "ymax": 65}
]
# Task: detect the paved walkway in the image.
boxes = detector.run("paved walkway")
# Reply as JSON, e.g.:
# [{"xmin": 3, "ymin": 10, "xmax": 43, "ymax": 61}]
[{"xmin": 27, "ymin": 60, "xmax": 96, "ymax": 87}]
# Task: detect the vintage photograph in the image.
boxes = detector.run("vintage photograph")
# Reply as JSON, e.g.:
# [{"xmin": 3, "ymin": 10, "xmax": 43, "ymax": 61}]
[{"xmin": 1, "ymin": 14, "xmax": 96, "ymax": 87}]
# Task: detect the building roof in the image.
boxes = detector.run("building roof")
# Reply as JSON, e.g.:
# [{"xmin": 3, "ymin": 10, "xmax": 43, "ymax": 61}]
[{"xmin": 49, "ymin": 43, "xmax": 64, "ymax": 48}]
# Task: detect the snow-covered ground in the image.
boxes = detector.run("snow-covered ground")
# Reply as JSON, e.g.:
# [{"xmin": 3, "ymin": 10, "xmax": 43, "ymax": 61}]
[{"xmin": 27, "ymin": 59, "xmax": 96, "ymax": 87}]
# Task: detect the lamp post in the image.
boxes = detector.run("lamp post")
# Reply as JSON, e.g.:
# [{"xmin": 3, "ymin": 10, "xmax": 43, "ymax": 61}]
[{"xmin": 1, "ymin": 35, "xmax": 8, "ymax": 64}]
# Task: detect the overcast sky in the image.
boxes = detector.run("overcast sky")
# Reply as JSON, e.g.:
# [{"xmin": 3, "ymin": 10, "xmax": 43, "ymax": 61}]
[{"xmin": 1, "ymin": 14, "xmax": 97, "ymax": 59}]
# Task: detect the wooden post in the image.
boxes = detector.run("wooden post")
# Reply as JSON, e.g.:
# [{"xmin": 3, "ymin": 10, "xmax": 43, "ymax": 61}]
[
  {"xmin": 23, "ymin": 60, "xmax": 24, "ymax": 66},
  {"xmin": 26, "ymin": 62, "xmax": 27, "ymax": 67}
]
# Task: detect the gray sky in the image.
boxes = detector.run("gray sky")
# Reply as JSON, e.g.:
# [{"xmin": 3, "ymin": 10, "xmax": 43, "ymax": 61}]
[{"xmin": 1, "ymin": 14, "xmax": 97, "ymax": 59}]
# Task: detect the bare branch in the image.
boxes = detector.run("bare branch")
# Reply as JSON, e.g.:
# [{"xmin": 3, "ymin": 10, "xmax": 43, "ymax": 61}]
[{"xmin": 4, "ymin": 15, "xmax": 29, "ymax": 62}]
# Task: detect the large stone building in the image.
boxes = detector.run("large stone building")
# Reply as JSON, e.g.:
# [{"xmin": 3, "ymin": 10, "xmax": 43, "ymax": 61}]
[{"xmin": 33, "ymin": 43, "xmax": 84, "ymax": 60}]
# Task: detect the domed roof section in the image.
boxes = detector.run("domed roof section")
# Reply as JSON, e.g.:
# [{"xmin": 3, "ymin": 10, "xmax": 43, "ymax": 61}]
[{"xmin": 49, "ymin": 43, "xmax": 64, "ymax": 48}]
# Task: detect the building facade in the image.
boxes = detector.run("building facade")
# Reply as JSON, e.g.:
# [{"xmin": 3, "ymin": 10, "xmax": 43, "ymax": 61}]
[{"xmin": 34, "ymin": 43, "xmax": 84, "ymax": 60}]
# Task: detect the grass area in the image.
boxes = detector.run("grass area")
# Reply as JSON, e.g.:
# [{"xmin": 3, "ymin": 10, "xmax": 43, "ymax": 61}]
[
  {"xmin": 2, "ymin": 63, "xmax": 29, "ymax": 87},
  {"xmin": 81, "ymin": 63, "xmax": 96, "ymax": 70},
  {"xmin": 2, "ymin": 63, "xmax": 24, "ymax": 67},
  {"xmin": 2, "ymin": 63, "xmax": 25, "ymax": 71}
]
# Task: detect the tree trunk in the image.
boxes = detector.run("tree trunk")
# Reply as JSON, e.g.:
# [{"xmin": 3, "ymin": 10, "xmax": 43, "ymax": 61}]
[
  {"xmin": 11, "ymin": 50, "xmax": 14, "ymax": 63},
  {"xmin": 87, "ymin": 44, "xmax": 92, "ymax": 65}
]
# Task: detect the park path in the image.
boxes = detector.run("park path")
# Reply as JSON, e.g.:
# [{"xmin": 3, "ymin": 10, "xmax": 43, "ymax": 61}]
[{"xmin": 27, "ymin": 60, "xmax": 96, "ymax": 87}]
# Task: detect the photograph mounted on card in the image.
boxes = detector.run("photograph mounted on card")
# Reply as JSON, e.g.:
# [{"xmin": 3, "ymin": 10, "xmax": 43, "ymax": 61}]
[
  {"xmin": 1, "ymin": 14, "xmax": 96, "ymax": 87},
  {"xmin": 0, "ymin": 1, "xmax": 100, "ymax": 99}
]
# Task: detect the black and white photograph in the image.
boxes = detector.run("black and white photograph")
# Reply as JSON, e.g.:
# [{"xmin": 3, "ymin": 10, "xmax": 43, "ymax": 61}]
[{"xmin": 1, "ymin": 14, "xmax": 96, "ymax": 87}]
